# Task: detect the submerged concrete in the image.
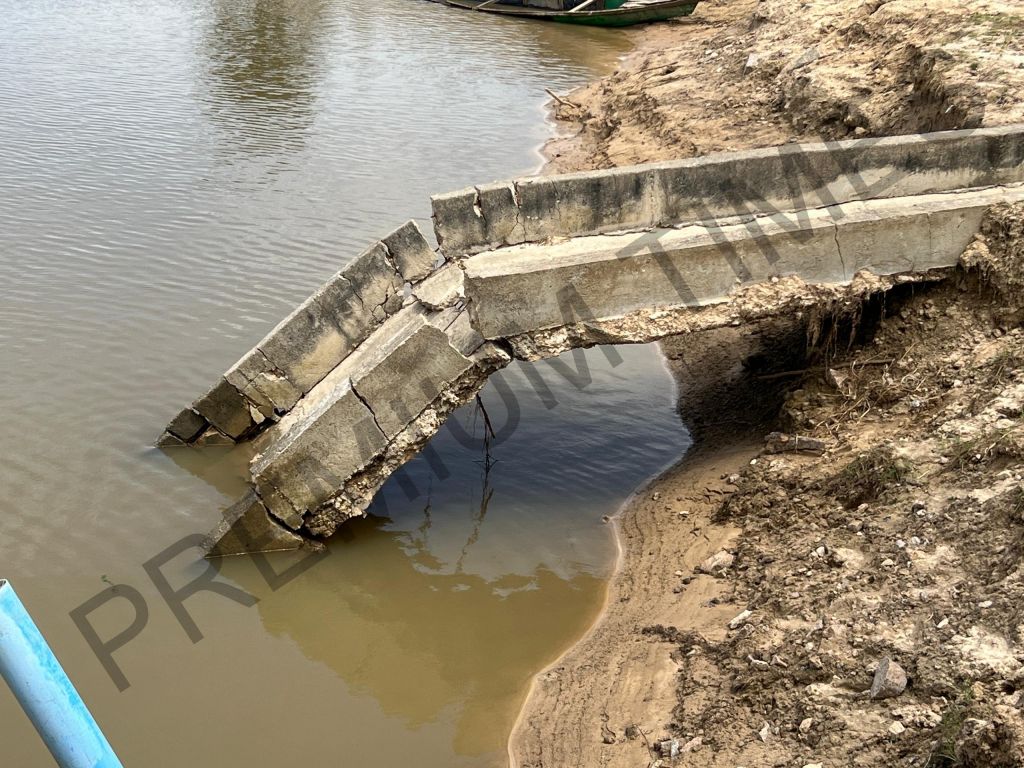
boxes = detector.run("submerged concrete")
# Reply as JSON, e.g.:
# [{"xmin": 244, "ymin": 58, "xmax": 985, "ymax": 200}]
[{"xmin": 159, "ymin": 126, "xmax": 1024, "ymax": 554}]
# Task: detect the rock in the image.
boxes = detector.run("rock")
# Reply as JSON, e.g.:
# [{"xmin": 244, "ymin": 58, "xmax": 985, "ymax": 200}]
[
  {"xmin": 869, "ymin": 657, "xmax": 908, "ymax": 699},
  {"xmin": 791, "ymin": 46, "xmax": 820, "ymax": 70},
  {"xmin": 681, "ymin": 736, "xmax": 702, "ymax": 754},
  {"xmin": 744, "ymin": 52, "xmax": 766, "ymax": 73},
  {"xmin": 758, "ymin": 721, "xmax": 771, "ymax": 743},
  {"xmin": 799, "ymin": 718, "xmax": 814, "ymax": 733},
  {"xmin": 827, "ymin": 366, "xmax": 854, "ymax": 396},
  {"xmin": 698, "ymin": 550, "xmax": 735, "ymax": 574},
  {"xmin": 658, "ymin": 738, "xmax": 679, "ymax": 758},
  {"xmin": 729, "ymin": 609, "xmax": 753, "ymax": 630},
  {"xmin": 888, "ymin": 721, "xmax": 906, "ymax": 737}
]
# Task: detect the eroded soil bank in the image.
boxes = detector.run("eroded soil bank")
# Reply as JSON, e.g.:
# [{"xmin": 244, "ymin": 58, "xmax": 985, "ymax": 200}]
[
  {"xmin": 545, "ymin": 0, "xmax": 1024, "ymax": 172},
  {"xmin": 513, "ymin": 1, "xmax": 1024, "ymax": 766}
]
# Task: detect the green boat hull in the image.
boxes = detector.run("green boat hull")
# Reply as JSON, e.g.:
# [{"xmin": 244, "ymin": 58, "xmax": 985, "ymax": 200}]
[{"xmin": 444, "ymin": 0, "xmax": 699, "ymax": 27}]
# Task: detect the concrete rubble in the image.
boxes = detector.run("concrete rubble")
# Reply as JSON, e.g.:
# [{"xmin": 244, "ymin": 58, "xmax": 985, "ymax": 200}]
[{"xmin": 157, "ymin": 126, "xmax": 1024, "ymax": 555}]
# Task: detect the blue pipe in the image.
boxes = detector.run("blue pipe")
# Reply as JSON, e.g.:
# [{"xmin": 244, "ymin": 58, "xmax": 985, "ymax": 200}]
[{"xmin": 0, "ymin": 579, "xmax": 123, "ymax": 768}]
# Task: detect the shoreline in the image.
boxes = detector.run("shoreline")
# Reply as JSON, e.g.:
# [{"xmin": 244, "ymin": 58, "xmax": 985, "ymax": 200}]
[
  {"xmin": 508, "ymin": 440, "xmax": 758, "ymax": 767},
  {"xmin": 503, "ymin": 344, "xmax": 704, "ymax": 768},
  {"xmin": 509, "ymin": 0, "xmax": 1024, "ymax": 765}
]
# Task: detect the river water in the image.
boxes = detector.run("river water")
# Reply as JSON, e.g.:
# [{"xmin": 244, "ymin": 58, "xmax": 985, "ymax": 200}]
[{"xmin": 0, "ymin": 1, "xmax": 691, "ymax": 765}]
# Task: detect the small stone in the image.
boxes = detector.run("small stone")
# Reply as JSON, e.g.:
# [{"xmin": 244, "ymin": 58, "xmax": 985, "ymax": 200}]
[
  {"xmin": 936, "ymin": 617, "xmax": 949, "ymax": 629},
  {"xmin": 888, "ymin": 721, "xmax": 906, "ymax": 736},
  {"xmin": 979, "ymin": 600, "xmax": 994, "ymax": 609},
  {"xmin": 729, "ymin": 609, "xmax": 753, "ymax": 630},
  {"xmin": 698, "ymin": 550, "xmax": 735, "ymax": 574},
  {"xmin": 681, "ymin": 735, "xmax": 702, "ymax": 754},
  {"xmin": 758, "ymin": 722, "xmax": 771, "ymax": 743},
  {"xmin": 870, "ymin": 657, "xmax": 908, "ymax": 700},
  {"xmin": 658, "ymin": 738, "xmax": 679, "ymax": 758},
  {"xmin": 749, "ymin": 656, "xmax": 770, "ymax": 670},
  {"xmin": 881, "ymin": 558, "xmax": 896, "ymax": 567},
  {"xmin": 791, "ymin": 46, "xmax": 820, "ymax": 69},
  {"xmin": 799, "ymin": 718, "xmax": 813, "ymax": 733}
]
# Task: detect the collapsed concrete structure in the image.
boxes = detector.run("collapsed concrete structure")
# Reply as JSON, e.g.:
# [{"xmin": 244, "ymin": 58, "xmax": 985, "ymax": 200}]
[{"xmin": 157, "ymin": 125, "xmax": 1024, "ymax": 555}]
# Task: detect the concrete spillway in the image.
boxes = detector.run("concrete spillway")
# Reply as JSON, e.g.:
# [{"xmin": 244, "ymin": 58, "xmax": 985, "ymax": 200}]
[{"xmin": 158, "ymin": 125, "xmax": 1024, "ymax": 555}]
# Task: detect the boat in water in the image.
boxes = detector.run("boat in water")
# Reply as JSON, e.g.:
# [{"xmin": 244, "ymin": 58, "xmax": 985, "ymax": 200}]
[{"xmin": 443, "ymin": 0, "xmax": 700, "ymax": 27}]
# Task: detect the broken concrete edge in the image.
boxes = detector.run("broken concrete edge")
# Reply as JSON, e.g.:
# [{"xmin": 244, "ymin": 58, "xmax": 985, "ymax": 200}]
[
  {"xmin": 503, "ymin": 269, "xmax": 951, "ymax": 362},
  {"xmin": 209, "ymin": 341, "xmax": 512, "ymax": 554},
  {"xmin": 158, "ymin": 218, "xmax": 445, "ymax": 448},
  {"xmin": 203, "ymin": 489, "xmax": 326, "ymax": 558},
  {"xmin": 430, "ymin": 123, "xmax": 1024, "ymax": 256}
]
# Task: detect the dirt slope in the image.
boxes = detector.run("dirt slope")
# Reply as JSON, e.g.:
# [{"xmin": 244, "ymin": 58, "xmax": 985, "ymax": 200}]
[
  {"xmin": 545, "ymin": 0, "xmax": 1024, "ymax": 172},
  {"xmin": 513, "ymin": 1, "xmax": 1024, "ymax": 761}
]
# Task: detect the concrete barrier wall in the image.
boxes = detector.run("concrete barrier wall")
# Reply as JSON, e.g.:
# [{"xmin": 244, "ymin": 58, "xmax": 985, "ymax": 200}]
[
  {"xmin": 161, "ymin": 220, "xmax": 439, "ymax": 446},
  {"xmin": 431, "ymin": 125, "xmax": 1024, "ymax": 256},
  {"xmin": 462, "ymin": 186, "xmax": 1023, "ymax": 339}
]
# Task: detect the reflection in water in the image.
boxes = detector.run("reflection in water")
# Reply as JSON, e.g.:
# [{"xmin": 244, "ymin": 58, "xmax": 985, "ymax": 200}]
[
  {"xmin": 223, "ymin": 514, "xmax": 603, "ymax": 759},
  {"xmin": 200, "ymin": 0, "xmax": 330, "ymax": 152}
]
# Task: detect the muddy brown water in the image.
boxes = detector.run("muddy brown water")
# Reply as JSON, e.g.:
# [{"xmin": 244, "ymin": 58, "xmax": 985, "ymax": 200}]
[{"xmin": 0, "ymin": 1, "xmax": 690, "ymax": 765}]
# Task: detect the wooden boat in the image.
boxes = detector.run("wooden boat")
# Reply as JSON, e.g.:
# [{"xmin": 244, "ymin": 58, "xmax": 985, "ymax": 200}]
[{"xmin": 444, "ymin": 0, "xmax": 700, "ymax": 27}]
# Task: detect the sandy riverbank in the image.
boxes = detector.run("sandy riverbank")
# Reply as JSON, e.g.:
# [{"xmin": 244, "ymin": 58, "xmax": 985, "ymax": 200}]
[{"xmin": 512, "ymin": 1, "xmax": 1024, "ymax": 766}]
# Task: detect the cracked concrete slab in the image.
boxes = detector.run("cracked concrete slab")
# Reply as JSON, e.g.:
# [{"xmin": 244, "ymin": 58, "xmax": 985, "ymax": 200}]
[{"xmin": 381, "ymin": 219, "xmax": 438, "ymax": 283}]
